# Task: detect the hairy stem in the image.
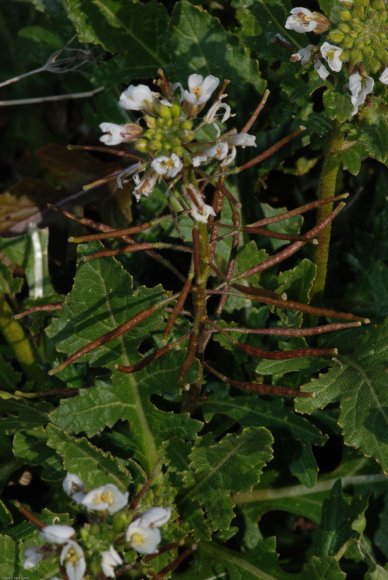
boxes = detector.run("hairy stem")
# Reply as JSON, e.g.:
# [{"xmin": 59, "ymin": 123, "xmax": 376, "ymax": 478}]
[{"xmin": 311, "ymin": 122, "xmax": 343, "ymax": 300}]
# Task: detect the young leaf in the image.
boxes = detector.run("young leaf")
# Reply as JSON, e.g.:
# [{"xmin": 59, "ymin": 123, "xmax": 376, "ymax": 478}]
[
  {"xmin": 46, "ymin": 424, "xmax": 131, "ymax": 491},
  {"xmin": 46, "ymin": 242, "xmax": 168, "ymax": 370},
  {"xmin": 0, "ymin": 534, "xmax": 17, "ymax": 578},
  {"xmin": 296, "ymin": 321, "xmax": 388, "ymax": 472}
]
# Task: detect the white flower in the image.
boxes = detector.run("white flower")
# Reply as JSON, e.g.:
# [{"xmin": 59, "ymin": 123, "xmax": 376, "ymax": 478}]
[
  {"xmin": 137, "ymin": 507, "xmax": 172, "ymax": 528},
  {"xmin": 151, "ymin": 153, "xmax": 183, "ymax": 178},
  {"xmin": 133, "ymin": 170, "xmax": 158, "ymax": 200},
  {"xmin": 126, "ymin": 519, "xmax": 161, "ymax": 555},
  {"xmin": 101, "ymin": 545, "xmax": 123, "ymax": 578},
  {"xmin": 285, "ymin": 7, "xmax": 317, "ymax": 33},
  {"xmin": 230, "ymin": 133, "xmax": 256, "ymax": 148},
  {"xmin": 183, "ymin": 74, "xmax": 220, "ymax": 105},
  {"xmin": 349, "ymin": 71, "xmax": 374, "ymax": 115},
  {"xmin": 41, "ymin": 525, "xmax": 76, "ymax": 545},
  {"xmin": 81, "ymin": 484, "xmax": 129, "ymax": 514},
  {"xmin": 204, "ymin": 94, "xmax": 232, "ymax": 123},
  {"xmin": 291, "ymin": 45, "xmax": 315, "ymax": 64},
  {"xmin": 205, "ymin": 141, "xmax": 229, "ymax": 161},
  {"xmin": 99, "ymin": 122, "xmax": 142, "ymax": 146},
  {"xmin": 192, "ymin": 154, "xmax": 208, "ymax": 167},
  {"xmin": 379, "ymin": 67, "xmax": 388, "ymax": 84},
  {"xmin": 184, "ymin": 184, "xmax": 216, "ymax": 224},
  {"xmin": 320, "ymin": 42, "xmax": 343, "ymax": 72},
  {"xmin": 60, "ymin": 541, "xmax": 86, "ymax": 580},
  {"xmin": 63, "ymin": 473, "xmax": 86, "ymax": 504},
  {"xmin": 314, "ymin": 59, "xmax": 330, "ymax": 80},
  {"xmin": 119, "ymin": 84, "xmax": 155, "ymax": 111},
  {"xmin": 23, "ymin": 547, "xmax": 43, "ymax": 569}
]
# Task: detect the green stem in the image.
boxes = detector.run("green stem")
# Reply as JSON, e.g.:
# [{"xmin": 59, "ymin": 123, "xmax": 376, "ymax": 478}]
[
  {"xmin": 0, "ymin": 295, "xmax": 45, "ymax": 384},
  {"xmin": 311, "ymin": 122, "xmax": 343, "ymax": 301}
]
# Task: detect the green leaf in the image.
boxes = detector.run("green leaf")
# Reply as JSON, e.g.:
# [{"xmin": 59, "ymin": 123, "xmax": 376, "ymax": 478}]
[
  {"xmin": 289, "ymin": 443, "xmax": 318, "ymax": 488},
  {"xmin": 374, "ymin": 492, "xmax": 388, "ymax": 560},
  {"xmin": 0, "ymin": 534, "xmax": 17, "ymax": 577},
  {"xmin": 340, "ymin": 141, "xmax": 368, "ymax": 176},
  {"xmin": 0, "ymin": 400, "xmax": 49, "ymax": 432},
  {"xmin": 1, "ymin": 228, "xmax": 55, "ymax": 298},
  {"xmin": 303, "ymin": 555, "xmax": 346, "ymax": 579},
  {"xmin": 260, "ymin": 203, "xmax": 303, "ymax": 251},
  {"xmin": 65, "ymin": 0, "xmax": 168, "ymax": 76},
  {"xmin": 203, "ymin": 395, "xmax": 325, "ymax": 446},
  {"xmin": 361, "ymin": 118, "xmax": 388, "ymax": 166},
  {"xmin": 46, "ymin": 423, "xmax": 131, "ymax": 491},
  {"xmin": 276, "ymin": 258, "xmax": 316, "ymax": 326},
  {"xmin": 0, "ymin": 501, "xmax": 13, "ymax": 526},
  {"xmin": 167, "ymin": 1, "xmax": 265, "ymax": 101},
  {"xmin": 46, "ymin": 242, "xmax": 168, "ymax": 370},
  {"xmin": 323, "ymin": 89, "xmax": 353, "ymax": 123},
  {"xmin": 312, "ymin": 480, "xmax": 369, "ymax": 558},
  {"xmin": 0, "ymin": 355, "xmax": 21, "ymax": 390},
  {"xmin": 296, "ymin": 321, "xmax": 388, "ymax": 473},
  {"xmin": 50, "ymin": 352, "xmax": 202, "ymax": 473}
]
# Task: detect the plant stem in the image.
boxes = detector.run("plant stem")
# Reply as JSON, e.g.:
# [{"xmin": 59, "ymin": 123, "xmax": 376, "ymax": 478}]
[
  {"xmin": 311, "ymin": 122, "xmax": 343, "ymax": 300},
  {"xmin": 0, "ymin": 295, "xmax": 45, "ymax": 384}
]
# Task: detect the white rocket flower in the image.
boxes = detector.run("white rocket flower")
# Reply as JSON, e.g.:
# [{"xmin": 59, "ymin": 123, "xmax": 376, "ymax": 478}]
[
  {"xmin": 81, "ymin": 484, "xmax": 129, "ymax": 514},
  {"xmin": 101, "ymin": 545, "xmax": 123, "ymax": 578},
  {"xmin": 126, "ymin": 519, "xmax": 161, "ymax": 555},
  {"xmin": 60, "ymin": 541, "xmax": 86, "ymax": 580},
  {"xmin": 291, "ymin": 45, "xmax": 315, "ymax": 64},
  {"xmin": 204, "ymin": 94, "xmax": 232, "ymax": 123},
  {"xmin": 23, "ymin": 547, "xmax": 43, "ymax": 569},
  {"xmin": 183, "ymin": 74, "xmax": 220, "ymax": 106},
  {"xmin": 379, "ymin": 67, "xmax": 388, "ymax": 84},
  {"xmin": 99, "ymin": 122, "xmax": 143, "ymax": 146},
  {"xmin": 133, "ymin": 170, "xmax": 158, "ymax": 200},
  {"xmin": 230, "ymin": 133, "xmax": 256, "ymax": 148},
  {"xmin": 41, "ymin": 525, "xmax": 76, "ymax": 545},
  {"xmin": 184, "ymin": 184, "xmax": 216, "ymax": 224},
  {"xmin": 285, "ymin": 7, "xmax": 318, "ymax": 33},
  {"xmin": 151, "ymin": 153, "xmax": 183, "ymax": 178},
  {"xmin": 137, "ymin": 507, "xmax": 172, "ymax": 528},
  {"xmin": 205, "ymin": 141, "xmax": 229, "ymax": 161},
  {"xmin": 63, "ymin": 473, "xmax": 86, "ymax": 504},
  {"xmin": 119, "ymin": 84, "xmax": 156, "ymax": 111},
  {"xmin": 320, "ymin": 42, "xmax": 343, "ymax": 72},
  {"xmin": 349, "ymin": 71, "xmax": 374, "ymax": 115}
]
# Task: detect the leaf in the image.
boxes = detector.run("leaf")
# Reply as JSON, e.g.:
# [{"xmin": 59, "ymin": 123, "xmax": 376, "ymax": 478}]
[
  {"xmin": 167, "ymin": 1, "xmax": 265, "ymax": 102},
  {"xmin": 340, "ymin": 141, "xmax": 368, "ymax": 176},
  {"xmin": 296, "ymin": 320, "xmax": 388, "ymax": 473},
  {"xmin": 289, "ymin": 443, "xmax": 318, "ymax": 488},
  {"xmin": 303, "ymin": 555, "xmax": 346, "ymax": 579},
  {"xmin": 186, "ymin": 537, "xmax": 302, "ymax": 580},
  {"xmin": 260, "ymin": 203, "xmax": 303, "ymax": 251},
  {"xmin": 276, "ymin": 258, "xmax": 316, "ymax": 326},
  {"xmin": 0, "ymin": 501, "xmax": 13, "ymax": 526},
  {"xmin": 46, "ymin": 424, "xmax": 132, "ymax": 491},
  {"xmin": 49, "ymin": 352, "xmax": 202, "ymax": 473},
  {"xmin": 0, "ymin": 534, "xmax": 16, "ymax": 577},
  {"xmin": 374, "ymin": 492, "xmax": 388, "ymax": 560},
  {"xmin": 0, "ymin": 400, "xmax": 49, "ymax": 432},
  {"xmin": 46, "ymin": 242, "xmax": 168, "ymax": 370},
  {"xmin": 323, "ymin": 89, "xmax": 353, "ymax": 123},
  {"xmin": 0, "ymin": 355, "xmax": 21, "ymax": 390},
  {"xmin": 361, "ymin": 118, "xmax": 388, "ymax": 166},
  {"xmin": 180, "ymin": 427, "xmax": 273, "ymax": 531},
  {"xmin": 312, "ymin": 480, "xmax": 369, "ymax": 557},
  {"xmin": 203, "ymin": 395, "xmax": 325, "ymax": 446},
  {"xmin": 65, "ymin": 0, "xmax": 168, "ymax": 75},
  {"xmin": 1, "ymin": 227, "xmax": 54, "ymax": 298}
]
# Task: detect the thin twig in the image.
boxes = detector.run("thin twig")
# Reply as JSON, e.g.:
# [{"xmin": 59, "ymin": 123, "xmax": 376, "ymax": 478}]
[
  {"xmin": 117, "ymin": 333, "xmax": 190, "ymax": 374},
  {"xmin": 241, "ymin": 89, "xmax": 270, "ymax": 133},
  {"xmin": 163, "ymin": 279, "xmax": 193, "ymax": 340},
  {"xmin": 14, "ymin": 303, "xmax": 63, "ymax": 319},
  {"xmin": 207, "ymin": 320, "xmax": 362, "ymax": 337},
  {"xmin": 0, "ymin": 87, "xmax": 104, "ymax": 107}
]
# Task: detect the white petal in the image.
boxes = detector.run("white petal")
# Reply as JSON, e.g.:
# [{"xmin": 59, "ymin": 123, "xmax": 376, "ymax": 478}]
[
  {"xmin": 192, "ymin": 154, "xmax": 208, "ymax": 167},
  {"xmin": 41, "ymin": 525, "xmax": 76, "ymax": 545},
  {"xmin": 60, "ymin": 541, "xmax": 86, "ymax": 580},
  {"xmin": 138, "ymin": 507, "xmax": 172, "ymax": 528},
  {"xmin": 314, "ymin": 59, "xmax": 330, "ymax": 80},
  {"xmin": 126, "ymin": 520, "xmax": 161, "ymax": 554},
  {"xmin": 119, "ymin": 84, "xmax": 154, "ymax": 111},
  {"xmin": 205, "ymin": 141, "xmax": 229, "ymax": 160},
  {"xmin": 24, "ymin": 547, "xmax": 43, "ymax": 569},
  {"xmin": 379, "ymin": 67, "xmax": 388, "ymax": 84},
  {"xmin": 81, "ymin": 484, "xmax": 128, "ymax": 514},
  {"xmin": 101, "ymin": 545, "xmax": 123, "ymax": 577},
  {"xmin": 291, "ymin": 45, "xmax": 314, "ymax": 65},
  {"xmin": 285, "ymin": 7, "xmax": 316, "ymax": 33},
  {"xmin": 231, "ymin": 133, "xmax": 256, "ymax": 147},
  {"xmin": 151, "ymin": 154, "xmax": 182, "ymax": 178},
  {"xmin": 320, "ymin": 42, "xmax": 343, "ymax": 72},
  {"xmin": 63, "ymin": 474, "xmax": 85, "ymax": 502}
]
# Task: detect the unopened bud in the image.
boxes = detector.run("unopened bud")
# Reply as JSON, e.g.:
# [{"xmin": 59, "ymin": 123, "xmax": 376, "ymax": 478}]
[{"xmin": 311, "ymin": 12, "xmax": 330, "ymax": 34}]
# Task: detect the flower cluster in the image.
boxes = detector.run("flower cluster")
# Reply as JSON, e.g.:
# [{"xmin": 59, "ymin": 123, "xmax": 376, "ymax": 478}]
[
  {"xmin": 24, "ymin": 473, "xmax": 171, "ymax": 579},
  {"xmin": 286, "ymin": 1, "xmax": 387, "ymax": 115},
  {"xmin": 99, "ymin": 72, "xmax": 256, "ymax": 221}
]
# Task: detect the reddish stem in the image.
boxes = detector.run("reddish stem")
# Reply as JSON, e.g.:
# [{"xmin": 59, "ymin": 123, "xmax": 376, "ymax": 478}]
[
  {"xmin": 238, "ymin": 127, "xmax": 305, "ymax": 173},
  {"xmin": 14, "ymin": 303, "xmax": 62, "ymax": 319},
  {"xmin": 235, "ymin": 341, "xmax": 338, "ymax": 360}
]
